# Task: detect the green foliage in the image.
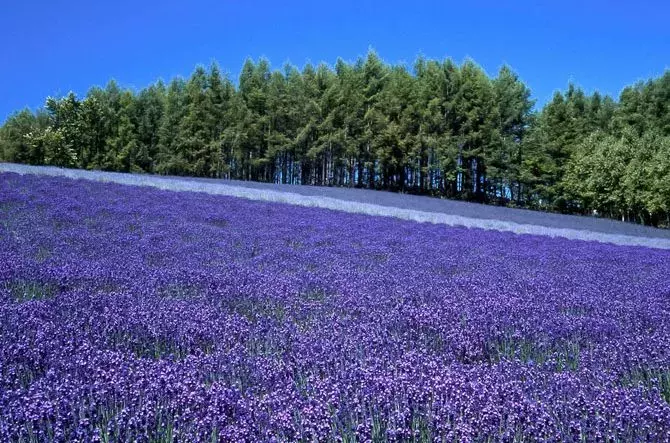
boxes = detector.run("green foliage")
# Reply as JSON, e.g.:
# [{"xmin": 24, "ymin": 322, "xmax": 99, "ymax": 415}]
[
  {"xmin": 491, "ymin": 65, "xmax": 534, "ymax": 203},
  {"xmin": 1, "ymin": 54, "xmax": 668, "ymax": 226},
  {"xmin": 156, "ymin": 78, "xmax": 187, "ymax": 175},
  {"xmin": 565, "ymin": 130, "xmax": 670, "ymax": 225}
]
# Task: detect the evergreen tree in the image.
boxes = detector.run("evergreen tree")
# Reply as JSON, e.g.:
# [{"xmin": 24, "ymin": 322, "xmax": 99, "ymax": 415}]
[
  {"xmin": 206, "ymin": 63, "xmax": 234, "ymax": 177},
  {"xmin": 178, "ymin": 66, "xmax": 211, "ymax": 176},
  {"xmin": 361, "ymin": 50, "xmax": 389, "ymax": 188},
  {"xmin": 135, "ymin": 81, "xmax": 166, "ymax": 173},
  {"xmin": 265, "ymin": 67, "xmax": 292, "ymax": 183},
  {"xmin": 239, "ymin": 58, "xmax": 271, "ymax": 181},
  {"xmin": 78, "ymin": 92, "xmax": 107, "ymax": 170},
  {"xmin": 156, "ymin": 78, "xmax": 187, "ymax": 175},
  {"xmin": 1, "ymin": 56, "xmax": 667, "ymax": 227},
  {"xmin": 536, "ymin": 91, "xmax": 573, "ymax": 209},
  {"xmin": 375, "ymin": 65, "xmax": 414, "ymax": 191},
  {"xmin": 334, "ymin": 57, "xmax": 366, "ymax": 186},
  {"xmin": 492, "ymin": 65, "xmax": 534, "ymax": 203},
  {"xmin": 453, "ymin": 60, "xmax": 499, "ymax": 201},
  {"xmin": 109, "ymin": 91, "xmax": 140, "ymax": 172}
]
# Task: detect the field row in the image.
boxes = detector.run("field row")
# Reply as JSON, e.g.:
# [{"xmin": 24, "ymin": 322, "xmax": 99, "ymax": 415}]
[
  {"xmin": 1, "ymin": 172, "xmax": 670, "ymax": 441},
  {"xmin": 2, "ymin": 163, "xmax": 669, "ymax": 249}
]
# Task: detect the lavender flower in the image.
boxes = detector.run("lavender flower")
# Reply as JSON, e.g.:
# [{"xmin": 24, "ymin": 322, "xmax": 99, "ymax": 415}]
[{"xmin": 1, "ymin": 172, "xmax": 669, "ymax": 442}]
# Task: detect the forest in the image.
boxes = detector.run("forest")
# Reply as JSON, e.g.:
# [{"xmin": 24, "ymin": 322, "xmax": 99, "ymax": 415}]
[{"xmin": 1, "ymin": 51, "xmax": 669, "ymax": 226}]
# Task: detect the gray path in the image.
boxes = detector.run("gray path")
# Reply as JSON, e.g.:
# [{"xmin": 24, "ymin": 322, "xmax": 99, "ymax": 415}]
[
  {"xmin": 214, "ymin": 178, "xmax": 670, "ymax": 240},
  {"xmin": 2, "ymin": 163, "xmax": 670, "ymax": 249}
]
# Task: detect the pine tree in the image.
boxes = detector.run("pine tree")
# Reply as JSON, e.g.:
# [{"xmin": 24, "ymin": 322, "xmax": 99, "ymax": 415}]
[
  {"xmin": 375, "ymin": 65, "xmax": 414, "ymax": 190},
  {"xmin": 536, "ymin": 91, "xmax": 574, "ymax": 210},
  {"xmin": 304, "ymin": 63, "xmax": 337, "ymax": 185},
  {"xmin": 413, "ymin": 58, "xmax": 459, "ymax": 195},
  {"xmin": 135, "ymin": 80, "xmax": 166, "ymax": 173},
  {"xmin": 265, "ymin": 68, "xmax": 291, "ymax": 183},
  {"xmin": 1, "ymin": 55, "xmax": 667, "ymax": 227},
  {"xmin": 109, "ymin": 91, "xmax": 140, "ymax": 173},
  {"xmin": 206, "ymin": 63, "xmax": 234, "ymax": 177},
  {"xmin": 334, "ymin": 57, "xmax": 365, "ymax": 187},
  {"xmin": 453, "ymin": 60, "xmax": 499, "ymax": 201},
  {"xmin": 361, "ymin": 50, "xmax": 389, "ymax": 188},
  {"xmin": 239, "ymin": 58, "xmax": 271, "ymax": 181},
  {"xmin": 78, "ymin": 91, "xmax": 106, "ymax": 170},
  {"xmin": 156, "ymin": 78, "xmax": 187, "ymax": 175},
  {"xmin": 177, "ymin": 66, "xmax": 211, "ymax": 176},
  {"xmin": 492, "ymin": 65, "xmax": 534, "ymax": 203}
]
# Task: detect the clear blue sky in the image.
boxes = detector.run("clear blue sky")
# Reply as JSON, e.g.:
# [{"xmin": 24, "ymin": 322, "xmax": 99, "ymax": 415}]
[{"xmin": 1, "ymin": 0, "xmax": 668, "ymax": 122}]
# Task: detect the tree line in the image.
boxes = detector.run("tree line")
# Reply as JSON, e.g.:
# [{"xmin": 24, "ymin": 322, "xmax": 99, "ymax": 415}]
[{"xmin": 1, "ymin": 51, "xmax": 669, "ymax": 226}]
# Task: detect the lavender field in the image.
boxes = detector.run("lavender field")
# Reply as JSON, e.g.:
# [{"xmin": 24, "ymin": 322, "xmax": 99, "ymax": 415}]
[
  {"xmin": 3, "ymin": 163, "xmax": 670, "ymax": 250},
  {"xmin": 1, "ymin": 172, "xmax": 670, "ymax": 442}
]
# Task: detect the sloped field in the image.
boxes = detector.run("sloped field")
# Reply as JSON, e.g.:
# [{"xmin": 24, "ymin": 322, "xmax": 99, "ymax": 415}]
[
  {"xmin": 1, "ymin": 172, "xmax": 670, "ymax": 442},
  {"xmin": 2, "ymin": 163, "xmax": 669, "ymax": 249}
]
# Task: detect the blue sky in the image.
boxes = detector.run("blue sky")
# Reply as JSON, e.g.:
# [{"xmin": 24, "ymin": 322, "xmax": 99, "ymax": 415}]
[{"xmin": 1, "ymin": 0, "xmax": 668, "ymax": 122}]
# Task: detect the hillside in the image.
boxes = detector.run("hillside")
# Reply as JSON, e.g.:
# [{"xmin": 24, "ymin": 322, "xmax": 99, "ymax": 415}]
[
  {"xmin": 2, "ymin": 162, "xmax": 670, "ymax": 249},
  {"xmin": 2, "ymin": 170, "xmax": 670, "ymax": 441}
]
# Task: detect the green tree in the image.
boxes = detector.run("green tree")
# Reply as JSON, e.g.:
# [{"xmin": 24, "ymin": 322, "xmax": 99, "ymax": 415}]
[
  {"xmin": 178, "ymin": 66, "xmax": 211, "ymax": 176},
  {"xmin": 453, "ymin": 60, "xmax": 499, "ymax": 201},
  {"xmin": 238, "ymin": 58, "xmax": 272, "ymax": 181},
  {"xmin": 205, "ymin": 63, "xmax": 235, "ymax": 178},
  {"xmin": 492, "ymin": 65, "xmax": 534, "ymax": 203},
  {"xmin": 156, "ymin": 77, "xmax": 187, "ymax": 175},
  {"xmin": 0, "ymin": 109, "xmax": 43, "ymax": 164},
  {"xmin": 108, "ymin": 91, "xmax": 140, "ymax": 172},
  {"xmin": 2, "ymin": 55, "xmax": 668, "ymax": 227},
  {"xmin": 135, "ymin": 80, "xmax": 166, "ymax": 173},
  {"xmin": 27, "ymin": 93, "xmax": 84, "ymax": 168}
]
